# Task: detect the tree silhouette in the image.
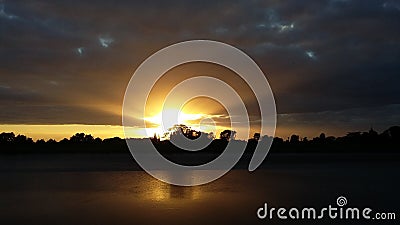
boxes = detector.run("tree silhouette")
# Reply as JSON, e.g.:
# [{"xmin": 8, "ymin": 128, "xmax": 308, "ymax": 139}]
[
  {"xmin": 289, "ymin": 134, "xmax": 299, "ymax": 143},
  {"xmin": 253, "ymin": 133, "xmax": 261, "ymax": 141},
  {"xmin": 0, "ymin": 132, "xmax": 15, "ymax": 143},
  {"xmin": 220, "ymin": 130, "xmax": 236, "ymax": 141},
  {"xmin": 70, "ymin": 133, "xmax": 94, "ymax": 143},
  {"xmin": 0, "ymin": 126, "xmax": 399, "ymax": 153}
]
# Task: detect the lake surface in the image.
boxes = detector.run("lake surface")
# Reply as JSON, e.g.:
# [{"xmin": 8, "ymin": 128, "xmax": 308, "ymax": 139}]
[{"xmin": 0, "ymin": 153, "xmax": 399, "ymax": 225}]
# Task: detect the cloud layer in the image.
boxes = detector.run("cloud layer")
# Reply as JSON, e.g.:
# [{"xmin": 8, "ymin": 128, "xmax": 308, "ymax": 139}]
[{"xmin": 0, "ymin": 0, "xmax": 399, "ymax": 137}]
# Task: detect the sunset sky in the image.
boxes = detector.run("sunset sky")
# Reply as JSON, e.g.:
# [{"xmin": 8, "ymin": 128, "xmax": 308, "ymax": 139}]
[{"xmin": 1, "ymin": 0, "xmax": 399, "ymax": 140}]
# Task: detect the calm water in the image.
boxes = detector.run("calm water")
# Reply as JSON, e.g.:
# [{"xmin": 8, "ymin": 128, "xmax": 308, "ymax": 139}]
[{"xmin": 0, "ymin": 154, "xmax": 399, "ymax": 225}]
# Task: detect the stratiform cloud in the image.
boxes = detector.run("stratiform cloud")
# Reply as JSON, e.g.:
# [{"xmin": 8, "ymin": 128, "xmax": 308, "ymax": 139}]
[{"xmin": 0, "ymin": 0, "xmax": 399, "ymax": 136}]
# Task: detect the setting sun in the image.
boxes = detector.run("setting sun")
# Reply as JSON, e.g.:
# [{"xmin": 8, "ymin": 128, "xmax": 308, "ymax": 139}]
[{"xmin": 144, "ymin": 108, "xmax": 219, "ymax": 138}]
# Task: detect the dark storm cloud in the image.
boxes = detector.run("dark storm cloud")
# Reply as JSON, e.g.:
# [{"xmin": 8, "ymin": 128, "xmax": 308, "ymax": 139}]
[{"xmin": 0, "ymin": 0, "xmax": 399, "ymax": 134}]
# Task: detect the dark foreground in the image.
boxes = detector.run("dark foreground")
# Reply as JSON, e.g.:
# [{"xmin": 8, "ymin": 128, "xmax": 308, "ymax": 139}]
[{"xmin": 0, "ymin": 153, "xmax": 399, "ymax": 225}]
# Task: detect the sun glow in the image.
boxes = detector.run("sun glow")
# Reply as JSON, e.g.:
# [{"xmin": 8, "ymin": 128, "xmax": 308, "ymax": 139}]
[{"xmin": 144, "ymin": 108, "xmax": 212, "ymax": 137}]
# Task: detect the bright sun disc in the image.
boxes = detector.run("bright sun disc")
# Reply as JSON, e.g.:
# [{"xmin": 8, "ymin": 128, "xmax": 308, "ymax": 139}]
[{"xmin": 144, "ymin": 109, "xmax": 208, "ymax": 137}]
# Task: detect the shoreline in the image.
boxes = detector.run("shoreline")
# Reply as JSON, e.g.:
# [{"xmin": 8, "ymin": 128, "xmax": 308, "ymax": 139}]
[{"xmin": 1, "ymin": 152, "xmax": 399, "ymax": 172}]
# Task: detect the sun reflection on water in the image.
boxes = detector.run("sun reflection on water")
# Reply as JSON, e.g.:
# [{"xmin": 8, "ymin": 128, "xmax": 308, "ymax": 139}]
[
  {"xmin": 146, "ymin": 182, "xmax": 202, "ymax": 201},
  {"xmin": 138, "ymin": 170, "xmax": 206, "ymax": 201}
]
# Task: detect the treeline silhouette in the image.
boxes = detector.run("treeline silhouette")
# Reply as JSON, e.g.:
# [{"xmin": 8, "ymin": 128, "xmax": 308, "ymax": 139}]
[{"xmin": 0, "ymin": 126, "xmax": 398, "ymax": 154}]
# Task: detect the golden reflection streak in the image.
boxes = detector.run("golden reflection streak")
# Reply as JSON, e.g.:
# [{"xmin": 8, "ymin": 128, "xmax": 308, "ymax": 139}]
[{"xmin": 139, "ymin": 171, "xmax": 204, "ymax": 201}]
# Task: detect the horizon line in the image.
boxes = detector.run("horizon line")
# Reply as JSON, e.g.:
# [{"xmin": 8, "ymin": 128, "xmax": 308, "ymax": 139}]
[{"xmin": 1, "ymin": 124, "xmax": 397, "ymax": 142}]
